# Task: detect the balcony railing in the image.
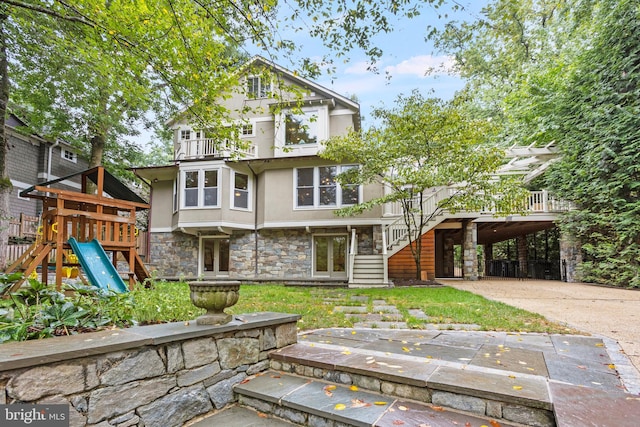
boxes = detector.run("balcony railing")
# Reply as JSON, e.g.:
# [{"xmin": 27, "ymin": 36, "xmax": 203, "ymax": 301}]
[{"xmin": 176, "ymin": 138, "xmax": 257, "ymax": 160}]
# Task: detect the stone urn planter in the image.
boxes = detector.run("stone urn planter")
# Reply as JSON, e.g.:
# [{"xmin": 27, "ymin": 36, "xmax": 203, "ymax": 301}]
[{"xmin": 188, "ymin": 281, "xmax": 240, "ymax": 325}]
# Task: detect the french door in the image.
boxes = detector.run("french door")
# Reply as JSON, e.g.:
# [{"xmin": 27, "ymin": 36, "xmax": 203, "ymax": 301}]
[
  {"xmin": 201, "ymin": 238, "xmax": 230, "ymax": 277},
  {"xmin": 314, "ymin": 235, "xmax": 347, "ymax": 278}
]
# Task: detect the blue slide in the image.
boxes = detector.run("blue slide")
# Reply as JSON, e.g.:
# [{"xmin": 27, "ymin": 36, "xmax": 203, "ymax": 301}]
[{"xmin": 68, "ymin": 238, "xmax": 128, "ymax": 293}]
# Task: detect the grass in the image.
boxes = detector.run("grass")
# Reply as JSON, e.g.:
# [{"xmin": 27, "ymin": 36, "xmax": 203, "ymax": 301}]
[{"xmin": 131, "ymin": 282, "xmax": 576, "ymax": 334}]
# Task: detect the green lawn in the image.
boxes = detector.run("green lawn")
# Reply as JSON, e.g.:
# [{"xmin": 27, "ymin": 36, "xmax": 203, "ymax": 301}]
[{"xmin": 132, "ymin": 282, "xmax": 576, "ymax": 334}]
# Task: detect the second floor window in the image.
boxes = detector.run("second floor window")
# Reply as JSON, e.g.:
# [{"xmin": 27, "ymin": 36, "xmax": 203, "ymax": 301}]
[
  {"xmin": 286, "ymin": 110, "xmax": 318, "ymax": 145},
  {"xmin": 233, "ymin": 172, "xmax": 249, "ymax": 209},
  {"xmin": 295, "ymin": 165, "xmax": 360, "ymax": 208},
  {"xmin": 61, "ymin": 148, "xmax": 77, "ymax": 163},
  {"xmin": 183, "ymin": 169, "xmax": 219, "ymax": 208},
  {"xmin": 247, "ymin": 76, "xmax": 270, "ymax": 98}
]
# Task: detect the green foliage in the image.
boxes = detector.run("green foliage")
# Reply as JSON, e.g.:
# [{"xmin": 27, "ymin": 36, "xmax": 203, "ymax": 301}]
[
  {"xmin": 0, "ymin": 275, "xmax": 134, "ymax": 343},
  {"xmin": 321, "ymin": 90, "xmax": 528, "ymax": 278},
  {"xmin": 432, "ymin": 0, "xmax": 640, "ymax": 287}
]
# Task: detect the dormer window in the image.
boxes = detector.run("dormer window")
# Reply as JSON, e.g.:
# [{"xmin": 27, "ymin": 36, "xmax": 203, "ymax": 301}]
[{"xmin": 247, "ymin": 76, "xmax": 270, "ymax": 98}]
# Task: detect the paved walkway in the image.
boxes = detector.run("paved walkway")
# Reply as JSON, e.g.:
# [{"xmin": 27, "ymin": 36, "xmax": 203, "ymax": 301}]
[{"xmin": 439, "ymin": 279, "xmax": 640, "ymax": 376}]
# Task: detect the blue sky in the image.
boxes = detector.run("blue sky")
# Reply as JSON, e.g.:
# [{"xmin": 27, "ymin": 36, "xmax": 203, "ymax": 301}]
[{"xmin": 279, "ymin": 1, "xmax": 488, "ymax": 126}]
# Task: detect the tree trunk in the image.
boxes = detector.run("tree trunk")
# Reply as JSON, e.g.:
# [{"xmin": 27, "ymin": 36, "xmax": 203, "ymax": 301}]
[
  {"xmin": 85, "ymin": 133, "xmax": 105, "ymax": 194},
  {"xmin": 0, "ymin": 12, "xmax": 12, "ymax": 268}
]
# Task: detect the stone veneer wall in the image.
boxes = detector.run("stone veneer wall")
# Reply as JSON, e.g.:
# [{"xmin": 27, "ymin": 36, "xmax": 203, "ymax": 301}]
[
  {"xmin": 0, "ymin": 312, "xmax": 299, "ymax": 427},
  {"xmin": 149, "ymin": 231, "xmax": 199, "ymax": 279}
]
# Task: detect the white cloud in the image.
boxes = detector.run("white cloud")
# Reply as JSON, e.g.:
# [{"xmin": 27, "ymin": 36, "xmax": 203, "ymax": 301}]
[
  {"xmin": 384, "ymin": 55, "xmax": 456, "ymax": 78},
  {"xmin": 344, "ymin": 61, "xmax": 382, "ymax": 75}
]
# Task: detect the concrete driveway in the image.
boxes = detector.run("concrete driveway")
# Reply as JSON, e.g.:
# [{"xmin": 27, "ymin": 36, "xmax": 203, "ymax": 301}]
[{"xmin": 438, "ymin": 278, "xmax": 640, "ymax": 375}]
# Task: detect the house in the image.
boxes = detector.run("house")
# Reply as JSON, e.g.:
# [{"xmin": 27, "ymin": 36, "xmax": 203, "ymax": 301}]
[
  {"xmin": 133, "ymin": 57, "xmax": 580, "ymax": 285},
  {"xmin": 6, "ymin": 113, "xmax": 88, "ymax": 239}
]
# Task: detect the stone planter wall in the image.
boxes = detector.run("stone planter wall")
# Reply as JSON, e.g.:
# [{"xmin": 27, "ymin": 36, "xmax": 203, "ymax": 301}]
[{"xmin": 0, "ymin": 312, "xmax": 300, "ymax": 427}]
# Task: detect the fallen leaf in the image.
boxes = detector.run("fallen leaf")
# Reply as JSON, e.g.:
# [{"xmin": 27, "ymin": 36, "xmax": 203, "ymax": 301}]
[
  {"xmin": 595, "ymin": 342, "xmax": 604, "ymax": 347},
  {"xmin": 513, "ymin": 386, "xmax": 523, "ymax": 390},
  {"xmin": 240, "ymin": 379, "xmax": 251, "ymax": 384},
  {"xmin": 257, "ymin": 412, "xmax": 268, "ymax": 418},
  {"xmin": 271, "ymin": 374, "xmax": 281, "ymax": 378},
  {"xmin": 374, "ymin": 401, "xmax": 389, "ymax": 405},
  {"xmin": 432, "ymin": 406, "xmax": 445, "ymax": 412},
  {"xmin": 334, "ymin": 403, "xmax": 346, "ymax": 410},
  {"xmin": 351, "ymin": 398, "xmax": 371, "ymax": 408},
  {"xmin": 398, "ymin": 405, "xmax": 408, "ymax": 411},
  {"xmin": 342, "ymin": 350, "xmax": 352, "ymax": 355},
  {"xmin": 352, "ymin": 330, "xmax": 357, "ymax": 334},
  {"xmin": 402, "ymin": 347, "xmax": 411, "ymax": 352},
  {"xmin": 489, "ymin": 420, "xmax": 502, "ymax": 427},
  {"xmin": 350, "ymin": 385, "xmax": 359, "ymax": 391},
  {"xmin": 518, "ymin": 361, "xmax": 527, "ymax": 365},
  {"xmin": 392, "ymin": 421, "xmax": 405, "ymax": 425},
  {"xmin": 508, "ymin": 375, "xmax": 516, "ymax": 379},
  {"xmin": 608, "ymin": 364, "xmax": 616, "ymax": 370}
]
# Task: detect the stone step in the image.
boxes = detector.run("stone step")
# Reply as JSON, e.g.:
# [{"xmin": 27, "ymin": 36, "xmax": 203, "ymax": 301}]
[
  {"xmin": 234, "ymin": 371, "xmax": 521, "ymax": 427},
  {"xmin": 268, "ymin": 342, "xmax": 555, "ymax": 426},
  {"xmin": 187, "ymin": 404, "xmax": 300, "ymax": 426}
]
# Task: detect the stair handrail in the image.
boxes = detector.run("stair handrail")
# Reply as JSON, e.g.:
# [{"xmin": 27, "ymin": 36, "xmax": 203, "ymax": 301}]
[
  {"xmin": 383, "ymin": 186, "xmax": 451, "ymax": 250},
  {"xmin": 348, "ymin": 228, "xmax": 356, "ymax": 284}
]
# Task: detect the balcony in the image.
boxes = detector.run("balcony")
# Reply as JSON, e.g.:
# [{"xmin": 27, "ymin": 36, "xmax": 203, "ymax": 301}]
[{"xmin": 175, "ymin": 138, "xmax": 257, "ymax": 160}]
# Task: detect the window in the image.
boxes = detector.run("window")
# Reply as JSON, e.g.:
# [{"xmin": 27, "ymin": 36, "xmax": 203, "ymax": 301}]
[
  {"xmin": 247, "ymin": 76, "xmax": 270, "ymax": 98},
  {"xmin": 285, "ymin": 110, "xmax": 318, "ymax": 145},
  {"xmin": 182, "ymin": 169, "xmax": 219, "ymax": 208},
  {"xmin": 61, "ymin": 148, "xmax": 77, "ymax": 163},
  {"xmin": 233, "ymin": 172, "xmax": 249, "ymax": 209},
  {"xmin": 180, "ymin": 130, "xmax": 191, "ymax": 140},
  {"xmin": 241, "ymin": 124, "xmax": 254, "ymax": 137},
  {"xmin": 295, "ymin": 166, "xmax": 360, "ymax": 208}
]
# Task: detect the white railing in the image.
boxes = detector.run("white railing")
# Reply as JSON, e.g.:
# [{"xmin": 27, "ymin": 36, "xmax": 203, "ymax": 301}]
[
  {"xmin": 176, "ymin": 139, "xmax": 257, "ymax": 160},
  {"xmin": 383, "ymin": 187, "xmax": 451, "ymax": 250},
  {"xmin": 348, "ymin": 228, "xmax": 357, "ymax": 284},
  {"xmin": 527, "ymin": 190, "xmax": 573, "ymax": 213},
  {"xmin": 383, "ymin": 188, "xmax": 572, "ymax": 252}
]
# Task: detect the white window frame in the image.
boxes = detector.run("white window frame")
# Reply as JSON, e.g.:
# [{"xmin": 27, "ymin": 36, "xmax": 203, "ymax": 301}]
[
  {"xmin": 230, "ymin": 170, "xmax": 252, "ymax": 211},
  {"xmin": 181, "ymin": 168, "xmax": 220, "ymax": 209},
  {"xmin": 275, "ymin": 105, "xmax": 329, "ymax": 157},
  {"xmin": 61, "ymin": 148, "xmax": 77, "ymax": 163},
  {"xmin": 294, "ymin": 165, "xmax": 361, "ymax": 209},
  {"xmin": 246, "ymin": 76, "xmax": 271, "ymax": 99},
  {"xmin": 240, "ymin": 123, "xmax": 255, "ymax": 137}
]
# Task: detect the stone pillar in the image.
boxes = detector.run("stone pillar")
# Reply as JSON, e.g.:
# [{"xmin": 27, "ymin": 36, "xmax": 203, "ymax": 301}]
[
  {"xmin": 484, "ymin": 243, "xmax": 493, "ymax": 277},
  {"xmin": 462, "ymin": 221, "xmax": 478, "ymax": 281},
  {"xmin": 560, "ymin": 232, "xmax": 582, "ymax": 283},
  {"xmin": 517, "ymin": 235, "xmax": 528, "ymax": 279}
]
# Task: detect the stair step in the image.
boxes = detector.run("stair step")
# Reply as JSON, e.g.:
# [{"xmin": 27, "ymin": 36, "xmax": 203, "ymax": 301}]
[
  {"xmin": 268, "ymin": 342, "xmax": 554, "ymax": 426},
  {"xmin": 235, "ymin": 371, "xmax": 520, "ymax": 427},
  {"xmin": 188, "ymin": 404, "xmax": 299, "ymax": 426}
]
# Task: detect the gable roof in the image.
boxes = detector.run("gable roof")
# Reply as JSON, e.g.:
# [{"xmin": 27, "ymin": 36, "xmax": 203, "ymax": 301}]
[{"xmin": 167, "ymin": 56, "xmax": 360, "ymax": 128}]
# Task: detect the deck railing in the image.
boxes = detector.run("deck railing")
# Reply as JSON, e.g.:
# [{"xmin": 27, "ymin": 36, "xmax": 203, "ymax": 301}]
[{"xmin": 176, "ymin": 139, "xmax": 257, "ymax": 160}]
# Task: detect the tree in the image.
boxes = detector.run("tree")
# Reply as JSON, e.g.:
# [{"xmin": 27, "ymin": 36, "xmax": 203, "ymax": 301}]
[
  {"xmin": 432, "ymin": 0, "xmax": 640, "ymax": 287},
  {"xmin": 320, "ymin": 90, "xmax": 528, "ymax": 279},
  {"xmin": 0, "ymin": 0, "xmax": 448, "ymax": 267}
]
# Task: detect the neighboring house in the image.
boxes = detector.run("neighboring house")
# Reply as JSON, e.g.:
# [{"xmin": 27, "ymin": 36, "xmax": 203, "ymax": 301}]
[
  {"xmin": 6, "ymin": 113, "xmax": 88, "ymax": 235},
  {"xmin": 134, "ymin": 57, "xmax": 579, "ymax": 285}
]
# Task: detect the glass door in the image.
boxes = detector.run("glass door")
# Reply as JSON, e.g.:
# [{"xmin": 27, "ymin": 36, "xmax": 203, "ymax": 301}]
[
  {"xmin": 314, "ymin": 235, "xmax": 347, "ymax": 278},
  {"xmin": 202, "ymin": 238, "xmax": 230, "ymax": 276}
]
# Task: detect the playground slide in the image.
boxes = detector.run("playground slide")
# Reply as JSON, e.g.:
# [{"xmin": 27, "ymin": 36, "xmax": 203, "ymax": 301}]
[{"xmin": 68, "ymin": 238, "xmax": 128, "ymax": 293}]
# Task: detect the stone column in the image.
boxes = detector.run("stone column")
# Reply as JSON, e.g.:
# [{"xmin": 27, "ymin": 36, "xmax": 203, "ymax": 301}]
[
  {"xmin": 516, "ymin": 235, "xmax": 528, "ymax": 279},
  {"xmin": 462, "ymin": 221, "xmax": 478, "ymax": 281},
  {"xmin": 560, "ymin": 232, "xmax": 582, "ymax": 283}
]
